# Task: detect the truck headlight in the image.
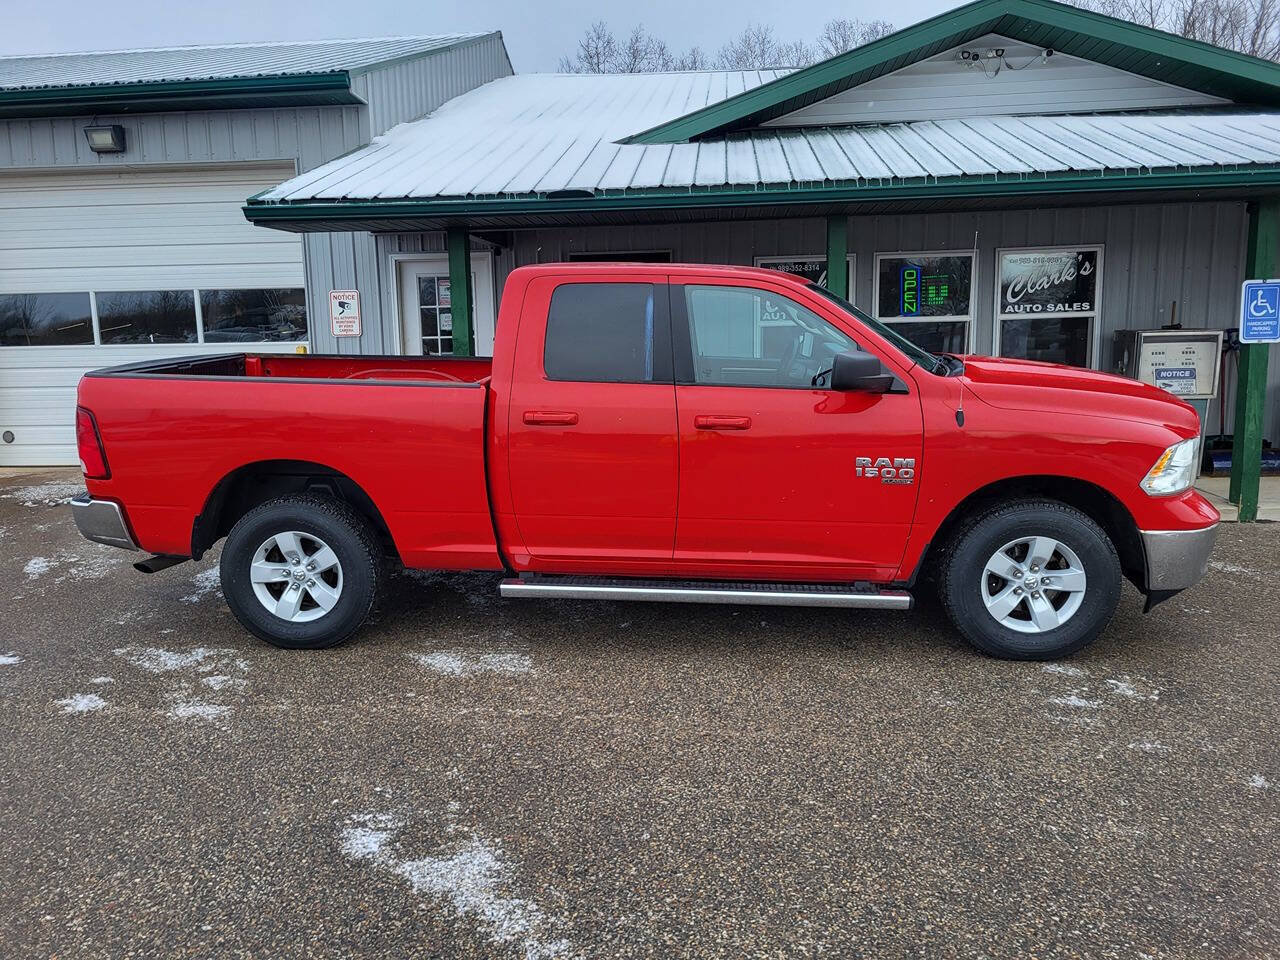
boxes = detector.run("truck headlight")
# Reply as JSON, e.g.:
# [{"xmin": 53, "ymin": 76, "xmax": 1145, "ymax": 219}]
[{"xmin": 1141, "ymin": 438, "xmax": 1200, "ymax": 496}]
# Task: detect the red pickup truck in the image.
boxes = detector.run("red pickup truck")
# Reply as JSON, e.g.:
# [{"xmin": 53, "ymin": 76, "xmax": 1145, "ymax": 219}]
[{"xmin": 71, "ymin": 263, "xmax": 1218, "ymax": 660}]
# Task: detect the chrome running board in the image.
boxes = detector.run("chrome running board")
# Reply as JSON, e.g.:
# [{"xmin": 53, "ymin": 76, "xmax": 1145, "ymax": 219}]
[{"xmin": 499, "ymin": 577, "xmax": 912, "ymax": 609}]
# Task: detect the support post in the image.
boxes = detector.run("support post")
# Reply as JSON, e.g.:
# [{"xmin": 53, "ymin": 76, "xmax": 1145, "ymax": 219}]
[
  {"xmin": 446, "ymin": 224, "xmax": 474, "ymax": 357},
  {"xmin": 1229, "ymin": 200, "xmax": 1277, "ymax": 522},
  {"xmin": 825, "ymin": 215, "xmax": 849, "ymax": 300}
]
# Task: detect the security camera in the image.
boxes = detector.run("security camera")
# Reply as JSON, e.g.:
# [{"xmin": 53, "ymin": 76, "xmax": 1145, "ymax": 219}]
[
  {"xmin": 1044, "ymin": 47, "xmax": 1054, "ymax": 56},
  {"xmin": 995, "ymin": 47, "xmax": 1005, "ymax": 56}
]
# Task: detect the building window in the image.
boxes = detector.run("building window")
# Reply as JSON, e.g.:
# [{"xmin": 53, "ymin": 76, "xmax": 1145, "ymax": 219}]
[
  {"xmin": 755, "ymin": 255, "xmax": 855, "ymax": 296},
  {"xmin": 996, "ymin": 247, "xmax": 1102, "ymax": 368},
  {"xmin": 0, "ymin": 293, "xmax": 94, "ymax": 346},
  {"xmin": 416, "ymin": 276, "xmax": 455, "ymax": 356},
  {"xmin": 874, "ymin": 252, "xmax": 974, "ymax": 354},
  {"xmin": 544, "ymin": 283, "xmax": 661, "ymax": 383},
  {"xmin": 95, "ymin": 290, "xmax": 198, "ymax": 344},
  {"xmin": 201, "ymin": 288, "xmax": 308, "ymax": 343}
]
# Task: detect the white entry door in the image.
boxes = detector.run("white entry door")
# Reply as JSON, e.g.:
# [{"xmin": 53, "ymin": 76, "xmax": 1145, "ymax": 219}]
[{"xmin": 397, "ymin": 253, "xmax": 496, "ymax": 357}]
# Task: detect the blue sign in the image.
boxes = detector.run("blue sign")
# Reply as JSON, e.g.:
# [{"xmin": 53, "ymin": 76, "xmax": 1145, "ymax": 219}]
[{"xmin": 1241, "ymin": 279, "xmax": 1280, "ymax": 343}]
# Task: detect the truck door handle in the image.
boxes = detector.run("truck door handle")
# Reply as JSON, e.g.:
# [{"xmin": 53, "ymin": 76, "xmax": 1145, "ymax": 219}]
[
  {"xmin": 694, "ymin": 415, "xmax": 752, "ymax": 430},
  {"xmin": 523, "ymin": 410, "xmax": 579, "ymax": 426}
]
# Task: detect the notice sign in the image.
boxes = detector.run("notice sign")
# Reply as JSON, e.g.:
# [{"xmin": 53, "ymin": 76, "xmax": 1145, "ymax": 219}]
[
  {"xmin": 1240, "ymin": 279, "xmax": 1280, "ymax": 343},
  {"xmin": 1154, "ymin": 366, "xmax": 1198, "ymax": 395},
  {"xmin": 999, "ymin": 249, "xmax": 1099, "ymax": 317},
  {"xmin": 329, "ymin": 290, "xmax": 361, "ymax": 338}
]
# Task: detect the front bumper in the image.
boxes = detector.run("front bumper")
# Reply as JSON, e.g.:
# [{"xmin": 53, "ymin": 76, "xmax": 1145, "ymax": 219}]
[
  {"xmin": 1139, "ymin": 523, "xmax": 1218, "ymax": 591},
  {"xmin": 70, "ymin": 493, "xmax": 138, "ymax": 551}
]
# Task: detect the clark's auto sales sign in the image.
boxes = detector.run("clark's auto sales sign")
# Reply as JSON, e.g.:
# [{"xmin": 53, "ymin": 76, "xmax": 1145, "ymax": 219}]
[{"xmin": 998, "ymin": 249, "xmax": 1099, "ymax": 317}]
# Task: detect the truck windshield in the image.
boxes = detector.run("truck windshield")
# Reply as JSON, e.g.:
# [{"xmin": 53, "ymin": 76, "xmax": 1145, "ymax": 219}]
[{"xmin": 807, "ymin": 284, "xmax": 948, "ymax": 375}]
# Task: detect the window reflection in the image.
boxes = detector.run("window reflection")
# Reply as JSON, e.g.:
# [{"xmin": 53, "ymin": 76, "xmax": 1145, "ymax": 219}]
[
  {"xmin": 0, "ymin": 293, "xmax": 94, "ymax": 346},
  {"xmin": 96, "ymin": 291, "xmax": 197, "ymax": 344},
  {"xmin": 202, "ymin": 288, "xmax": 307, "ymax": 342}
]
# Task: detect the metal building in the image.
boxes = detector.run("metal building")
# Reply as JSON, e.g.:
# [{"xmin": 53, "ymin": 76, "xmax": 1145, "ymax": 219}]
[
  {"xmin": 244, "ymin": 0, "xmax": 1280, "ymax": 519},
  {"xmin": 0, "ymin": 33, "xmax": 511, "ymax": 464}
]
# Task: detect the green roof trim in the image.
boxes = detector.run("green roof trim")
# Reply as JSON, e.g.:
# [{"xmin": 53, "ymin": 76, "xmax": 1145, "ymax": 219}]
[
  {"xmin": 622, "ymin": 0, "xmax": 1280, "ymax": 144},
  {"xmin": 0, "ymin": 72, "xmax": 358, "ymax": 119},
  {"xmin": 245, "ymin": 165, "xmax": 1280, "ymax": 228}
]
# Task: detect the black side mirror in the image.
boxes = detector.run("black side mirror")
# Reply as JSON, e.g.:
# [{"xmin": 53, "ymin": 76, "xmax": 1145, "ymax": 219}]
[{"xmin": 830, "ymin": 351, "xmax": 895, "ymax": 393}]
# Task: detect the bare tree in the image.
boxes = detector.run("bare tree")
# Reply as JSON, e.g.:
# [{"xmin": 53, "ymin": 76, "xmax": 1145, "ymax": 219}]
[
  {"xmin": 558, "ymin": 21, "xmax": 619, "ymax": 73},
  {"xmin": 673, "ymin": 46, "xmax": 711, "ymax": 70},
  {"xmin": 558, "ymin": 19, "xmax": 901, "ymax": 74},
  {"xmin": 816, "ymin": 17, "xmax": 896, "ymax": 58},
  {"xmin": 1070, "ymin": 0, "xmax": 1280, "ymax": 59},
  {"xmin": 716, "ymin": 24, "xmax": 815, "ymax": 69}
]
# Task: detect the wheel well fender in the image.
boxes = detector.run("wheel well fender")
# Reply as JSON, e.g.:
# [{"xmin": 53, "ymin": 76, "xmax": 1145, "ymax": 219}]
[
  {"xmin": 925, "ymin": 475, "xmax": 1145, "ymax": 588},
  {"xmin": 191, "ymin": 460, "xmax": 396, "ymax": 561}
]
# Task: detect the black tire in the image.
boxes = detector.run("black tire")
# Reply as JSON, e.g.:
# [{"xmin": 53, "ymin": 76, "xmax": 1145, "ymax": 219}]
[
  {"xmin": 219, "ymin": 494, "xmax": 381, "ymax": 650},
  {"xmin": 939, "ymin": 499, "xmax": 1121, "ymax": 660}
]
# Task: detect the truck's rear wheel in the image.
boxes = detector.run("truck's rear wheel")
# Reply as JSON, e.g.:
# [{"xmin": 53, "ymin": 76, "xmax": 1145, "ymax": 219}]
[
  {"xmin": 220, "ymin": 495, "xmax": 381, "ymax": 649},
  {"xmin": 940, "ymin": 500, "xmax": 1121, "ymax": 660}
]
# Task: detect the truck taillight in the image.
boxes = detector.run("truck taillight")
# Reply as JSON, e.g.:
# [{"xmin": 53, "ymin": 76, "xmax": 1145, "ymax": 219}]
[{"xmin": 76, "ymin": 406, "xmax": 110, "ymax": 479}]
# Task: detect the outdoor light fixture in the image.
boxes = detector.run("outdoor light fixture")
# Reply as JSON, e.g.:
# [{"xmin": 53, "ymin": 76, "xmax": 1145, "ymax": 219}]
[{"xmin": 83, "ymin": 124, "xmax": 127, "ymax": 153}]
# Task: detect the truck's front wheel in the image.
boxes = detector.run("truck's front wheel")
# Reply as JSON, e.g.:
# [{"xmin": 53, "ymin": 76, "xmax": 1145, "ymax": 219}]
[
  {"xmin": 940, "ymin": 500, "xmax": 1121, "ymax": 660},
  {"xmin": 220, "ymin": 495, "xmax": 381, "ymax": 649}
]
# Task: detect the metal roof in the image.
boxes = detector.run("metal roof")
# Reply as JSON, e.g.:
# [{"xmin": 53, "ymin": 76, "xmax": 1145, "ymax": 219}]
[
  {"xmin": 252, "ymin": 69, "xmax": 1280, "ymax": 210},
  {"xmin": 625, "ymin": 0, "xmax": 1280, "ymax": 144},
  {"xmin": 0, "ymin": 35, "xmax": 491, "ymax": 91}
]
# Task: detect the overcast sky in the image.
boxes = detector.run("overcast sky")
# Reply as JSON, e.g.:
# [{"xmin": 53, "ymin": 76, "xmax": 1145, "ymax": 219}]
[{"xmin": 2, "ymin": 0, "xmax": 955, "ymax": 71}]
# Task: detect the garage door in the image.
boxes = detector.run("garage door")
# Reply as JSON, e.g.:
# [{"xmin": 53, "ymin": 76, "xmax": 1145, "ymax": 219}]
[{"xmin": 0, "ymin": 164, "xmax": 306, "ymax": 466}]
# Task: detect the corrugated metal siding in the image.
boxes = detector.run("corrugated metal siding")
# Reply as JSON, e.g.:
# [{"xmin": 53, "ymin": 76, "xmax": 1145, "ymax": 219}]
[
  {"xmin": 0, "ymin": 35, "xmax": 489, "ymax": 90},
  {"xmin": 382, "ymin": 200, "xmax": 1272, "ymax": 442},
  {"xmin": 0, "ymin": 105, "xmax": 365, "ymax": 172},
  {"xmin": 765, "ymin": 34, "xmax": 1226, "ymax": 126},
  {"xmin": 356, "ymin": 33, "xmax": 513, "ymax": 137}
]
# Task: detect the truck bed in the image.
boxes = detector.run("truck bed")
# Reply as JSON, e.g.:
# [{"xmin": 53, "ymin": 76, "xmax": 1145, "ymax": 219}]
[
  {"xmin": 77, "ymin": 352, "xmax": 502, "ymax": 571},
  {"xmin": 89, "ymin": 352, "xmax": 493, "ymax": 385}
]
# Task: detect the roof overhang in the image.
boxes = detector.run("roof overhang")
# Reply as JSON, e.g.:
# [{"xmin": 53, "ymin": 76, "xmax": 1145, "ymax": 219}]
[
  {"xmin": 623, "ymin": 0, "xmax": 1280, "ymax": 144},
  {"xmin": 244, "ymin": 166, "xmax": 1280, "ymax": 232},
  {"xmin": 0, "ymin": 71, "xmax": 359, "ymax": 119}
]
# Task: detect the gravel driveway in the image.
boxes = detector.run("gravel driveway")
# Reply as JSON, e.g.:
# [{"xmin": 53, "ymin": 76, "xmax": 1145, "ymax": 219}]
[{"xmin": 2, "ymin": 468, "xmax": 1277, "ymax": 959}]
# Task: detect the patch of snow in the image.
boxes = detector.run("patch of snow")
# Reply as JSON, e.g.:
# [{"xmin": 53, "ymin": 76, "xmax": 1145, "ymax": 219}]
[
  {"xmin": 1209, "ymin": 560, "xmax": 1261, "ymax": 577},
  {"xmin": 1048, "ymin": 694, "xmax": 1100, "ymax": 710},
  {"xmin": 340, "ymin": 811, "xmax": 572, "ymax": 960},
  {"xmin": 56, "ymin": 693, "xmax": 106, "ymax": 713},
  {"xmin": 169, "ymin": 701, "xmax": 231, "ymax": 721},
  {"xmin": 180, "ymin": 567, "xmax": 222, "ymax": 604},
  {"xmin": 1128, "ymin": 741, "xmax": 1171, "ymax": 754},
  {"xmin": 411, "ymin": 649, "xmax": 532, "ymax": 677},
  {"xmin": 21, "ymin": 550, "xmax": 122, "ymax": 583},
  {"xmin": 2, "ymin": 481, "xmax": 82, "ymax": 507},
  {"xmin": 24, "ymin": 557, "xmax": 53, "ymax": 579},
  {"xmin": 201, "ymin": 674, "xmax": 246, "ymax": 692},
  {"xmin": 114, "ymin": 646, "xmax": 239, "ymax": 673},
  {"xmin": 1249, "ymin": 774, "xmax": 1271, "ymax": 790},
  {"xmin": 1042, "ymin": 663, "xmax": 1087, "ymax": 677},
  {"xmin": 1105, "ymin": 677, "xmax": 1159, "ymax": 701},
  {"xmin": 89, "ymin": 676, "xmax": 114, "ymax": 685},
  {"xmin": 0, "ymin": 652, "xmax": 22, "ymax": 666}
]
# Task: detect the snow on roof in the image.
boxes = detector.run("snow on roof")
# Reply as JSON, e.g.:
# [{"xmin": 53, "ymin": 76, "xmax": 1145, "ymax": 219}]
[
  {"xmin": 255, "ymin": 69, "xmax": 1280, "ymax": 204},
  {"xmin": 0, "ymin": 35, "xmax": 493, "ymax": 91}
]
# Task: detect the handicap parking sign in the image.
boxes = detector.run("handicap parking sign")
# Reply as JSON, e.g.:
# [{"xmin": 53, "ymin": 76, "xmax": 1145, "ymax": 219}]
[{"xmin": 1241, "ymin": 279, "xmax": 1280, "ymax": 343}]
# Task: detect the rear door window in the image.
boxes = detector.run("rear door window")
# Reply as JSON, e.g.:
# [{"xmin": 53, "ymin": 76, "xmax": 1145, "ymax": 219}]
[{"xmin": 543, "ymin": 282, "xmax": 670, "ymax": 383}]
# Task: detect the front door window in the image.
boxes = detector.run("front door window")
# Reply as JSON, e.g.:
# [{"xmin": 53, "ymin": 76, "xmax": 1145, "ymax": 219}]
[{"xmin": 417, "ymin": 275, "xmax": 454, "ymax": 356}]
